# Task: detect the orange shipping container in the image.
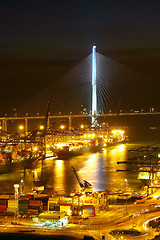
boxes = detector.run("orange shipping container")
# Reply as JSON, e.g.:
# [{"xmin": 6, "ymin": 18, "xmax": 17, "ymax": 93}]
[
  {"xmin": 28, "ymin": 209, "xmax": 38, "ymax": 213},
  {"xmin": 0, "ymin": 206, "xmax": 7, "ymax": 211},
  {"xmin": 29, "ymin": 200, "xmax": 41, "ymax": 206}
]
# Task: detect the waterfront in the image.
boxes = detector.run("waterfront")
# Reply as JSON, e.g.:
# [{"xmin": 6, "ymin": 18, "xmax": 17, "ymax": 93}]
[
  {"xmin": 0, "ymin": 140, "xmax": 154, "ymax": 196},
  {"xmin": 0, "ymin": 138, "xmax": 160, "ymax": 240}
]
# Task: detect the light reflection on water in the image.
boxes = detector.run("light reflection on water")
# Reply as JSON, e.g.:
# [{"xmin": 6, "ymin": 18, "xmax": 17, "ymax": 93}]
[
  {"xmin": 0, "ymin": 142, "xmax": 148, "ymax": 195},
  {"xmin": 72, "ymin": 144, "xmax": 133, "ymax": 193},
  {"xmin": 53, "ymin": 160, "xmax": 65, "ymax": 194}
]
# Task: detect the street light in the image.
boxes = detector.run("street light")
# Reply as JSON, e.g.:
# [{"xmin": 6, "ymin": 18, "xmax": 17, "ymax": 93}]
[
  {"xmin": 80, "ymin": 124, "xmax": 84, "ymax": 129},
  {"xmin": 40, "ymin": 125, "xmax": 44, "ymax": 130},
  {"xmin": 60, "ymin": 125, "xmax": 65, "ymax": 130},
  {"xmin": 19, "ymin": 125, "xmax": 24, "ymax": 131}
]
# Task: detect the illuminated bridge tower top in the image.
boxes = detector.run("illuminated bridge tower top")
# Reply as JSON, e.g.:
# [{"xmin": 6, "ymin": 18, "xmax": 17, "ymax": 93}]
[{"xmin": 91, "ymin": 45, "xmax": 97, "ymax": 127}]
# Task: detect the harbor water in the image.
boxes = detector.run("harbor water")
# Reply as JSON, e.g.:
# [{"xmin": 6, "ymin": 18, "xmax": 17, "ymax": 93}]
[{"xmin": 0, "ymin": 141, "xmax": 155, "ymax": 196}]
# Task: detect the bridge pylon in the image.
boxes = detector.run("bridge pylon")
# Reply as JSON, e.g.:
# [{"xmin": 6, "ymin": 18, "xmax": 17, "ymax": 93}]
[{"xmin": 91, "ymin": 45, "xmax": 98, "ymax": 127}]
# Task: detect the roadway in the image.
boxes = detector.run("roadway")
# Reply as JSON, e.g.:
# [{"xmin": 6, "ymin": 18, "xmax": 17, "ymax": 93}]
[
  {"xmin": 65, "ymin": 197, "xmax": 160, "ymax": 239},
  {"xmin": 1, "ymin": 111, "xmax": 160, "ymax": 132},
  {"xmin": 0, "ymin": 198, "xmax": 160, "ymax": 239},
  {"xmin": 1, "ymin": 111, "xmax": 160, "ymax": 121}
]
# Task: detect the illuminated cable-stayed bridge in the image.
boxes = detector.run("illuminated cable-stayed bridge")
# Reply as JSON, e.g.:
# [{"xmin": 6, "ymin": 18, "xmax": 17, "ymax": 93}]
[
  {"xmin": 1, "ymin": 46, "xmax": 159, "ymax": 132},
  {"xmin": 11, "ymin": 47, "xmax": 158, "ymax": 115}
]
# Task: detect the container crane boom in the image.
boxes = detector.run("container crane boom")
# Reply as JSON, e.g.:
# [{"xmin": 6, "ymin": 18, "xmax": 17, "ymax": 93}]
[
  {"xmin": 72, "ymin": 166, "xmax": 84, "ymax": 188},
  {"xmin": 71, "ymin": 166, "xmax": 92, "ymax": 190}
]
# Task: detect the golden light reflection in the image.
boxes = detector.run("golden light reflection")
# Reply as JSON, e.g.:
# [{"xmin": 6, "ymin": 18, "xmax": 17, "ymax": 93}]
[
  {"xmin": 79, "ymin": 154, "xmax": 97, "ymax": 191},
  {"xmin": 112, "ymin": 148, "xmax": 117, "ymax": 152},
  {"xmin": 111, "ymin": 144, "xmax": 125, "ymax": 153},
  {"xmin": 54, "ymin": 160, "xmax": 65, "ymax": 193},
  {"xmin": 33, "ymin": 166, "xmax": 41, "ymax": 180},
  {"xmin": 107, "ymin": 144, "xmax": 128, "ymax": 190},
  {"xmin": 118, "ymin": 144, "xmax": 125, "ymax": 152},
  {"xmin": 88, "ymin": 154, "xmax": 96, "ymax": 163},
  {"xmin": 34, "ymin": 169, "xmax": 38, "ymax": 179},
  {"xmin": 56, "ymin": 160, "xmax": 63, "ymax": 168},
  {"xmin": 110, "ymin": 145, "xmax": 126, "ymax": 158}
]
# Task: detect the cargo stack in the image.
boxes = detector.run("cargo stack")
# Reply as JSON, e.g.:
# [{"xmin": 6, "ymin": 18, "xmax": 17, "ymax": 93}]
[
  {"xmin": 48, "ymin": 197, "xmax": 60, "ymax": 211},
  {"xmin": 0, "ymin": 195, "xmax": 43, "ymax": 215},
  {"xmin": 28, "ymin": 200, "xmax": 42, "ymax": 214},
  {"xmin": 0, "ymin": 199, "xmax": 7, "ymax": 212},
  {"xmin": 7, "ymin": 199, "xmax": 15, "ymax": 213},
  {"xmin": 59, "ymin": 197, "xmax": 71, "ymax": 213},
  {"xmin": 34, "ymin": 196, "xmax": 49, "ymax": 211},
  {"xmin": 19, "ymin": 199, "xmax": 29, "ymax": 213}
]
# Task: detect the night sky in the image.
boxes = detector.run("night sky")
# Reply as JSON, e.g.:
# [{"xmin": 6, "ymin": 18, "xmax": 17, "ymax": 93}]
[{"xmin": 0, "ymin": 0, "xmax": 160, "ymax": 115}]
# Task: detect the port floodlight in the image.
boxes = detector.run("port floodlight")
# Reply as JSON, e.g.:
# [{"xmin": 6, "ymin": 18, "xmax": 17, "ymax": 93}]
[
  {"xmin": 112, "ymin": 130, "xmax": 117, "ymax": 134},
  {"xmin": 33, "ymin": 146, "xmax": 38, "ymax": 151},
  {"xmin": 40, "ymin": 125, "xmax": 44, "ymax": 130},
  {"xmin": 19, "ymin": 125, "xmax": 24, "ymax": 130},
  {"xmin": 60, "ymin": 125, "xmax": 65, "ymax": 130}
]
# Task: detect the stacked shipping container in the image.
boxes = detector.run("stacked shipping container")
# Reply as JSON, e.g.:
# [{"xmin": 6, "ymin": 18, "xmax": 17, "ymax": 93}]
[
  {"xmin": 0, "ymin": 191, "xmax": 109, "ymax": 217},
  {"xmin": 0, "ymin": 196, "xmax": 43, "ymax": 215},
  {"xmin": 19, "ymin": 199, "xmax": 29, "ymax": 213},
  {"xmin": 0, "ymin": 200, "xmax": 7, "ymax": 212}
]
